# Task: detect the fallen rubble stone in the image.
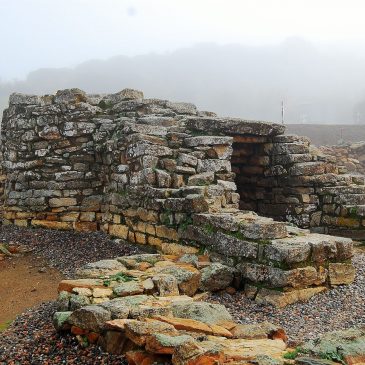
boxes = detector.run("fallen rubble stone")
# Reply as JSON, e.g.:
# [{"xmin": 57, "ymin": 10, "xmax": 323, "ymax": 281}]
[
  {"xmin": 199, "ymin": 263, "xmax": 234, "ymax": 292},
  {"xmin": 171, "ymin": 301, "xmax": 233, "ymax": 325},
  {"xmin": 67, "ymin": 305, "xmax": 111, "ymax": 332}
]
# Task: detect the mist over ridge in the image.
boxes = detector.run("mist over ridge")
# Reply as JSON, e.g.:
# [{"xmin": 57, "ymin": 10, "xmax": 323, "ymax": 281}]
[{"xmin": 2, "ymin": 38, "xmax": 365, "ymax": 124}]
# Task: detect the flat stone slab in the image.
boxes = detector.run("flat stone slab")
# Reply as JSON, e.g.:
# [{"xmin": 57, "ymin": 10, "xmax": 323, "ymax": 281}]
[{"xmin": 185, "ymin": 117, "xmax": 285, "ymax": 136}]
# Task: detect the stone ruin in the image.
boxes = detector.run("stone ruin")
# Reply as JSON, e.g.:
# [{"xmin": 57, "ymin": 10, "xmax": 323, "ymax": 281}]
[
  {"xmin": 3, "ymin": 88, "xmax": 365, "ymax": 364},
  {"xmin": 0, "ymin": 88, "xmax": 362, "ymax": 305},
  {"xmin": 319, "ymin": 142, "xmax": 365, "ymax": 176}
]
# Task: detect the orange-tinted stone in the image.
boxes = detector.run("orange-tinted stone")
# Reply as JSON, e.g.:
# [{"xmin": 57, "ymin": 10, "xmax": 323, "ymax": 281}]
[
  {"xmin": 87, "ymin": 332, "xmax": 100, "ymax": 343},
  {"xmin": 75, "ymin": 221, "xmax": 98, "ymax": 232},
  {"xmin": 58, "ymin": 279, "xmax": 104, "ymax": 293},
  {"xmin": 71, "ymin": 326, "xmax": 88, "ymax": 336},
  {"xmin": 126, "ymin": 350, "xmax": 170, "ymax": 365},
  {"xmin": 152, "ymin": 316, "xmax": 232, "ymax": 337}
]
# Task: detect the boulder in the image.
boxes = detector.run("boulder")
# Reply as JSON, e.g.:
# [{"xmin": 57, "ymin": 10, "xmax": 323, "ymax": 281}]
[
  {"xmin": 99, "ymin": 330, "xmax": 129, "ymax": 355},
  {"xmin": 53, "ymin": 311, "xmax": 72, "ymax": 331},
  {"xmin": 126, "ymin": 350, "xmax": 170, "ymax": 365},
  {"xmin": 172, "ymin": 339, "xmax": 224, "ymax": 365},
  {"xmin": 112, "ymin": 88, "xmax": 144, "ymax": 101},
  {"xmin": 303, "ymin": 327, "xmax": 365, "ymax": 365},
  {"xmin": 76, "ymin": 259, "xmax": 126, "ymax": 278},
  {"xmin": 171, "ymin": 301, "xmax": 232, "ymax": 325},
  {"xmin": 124, "ymin": 320, "xmax": 178, "ymax": 346},
  {"xmin": 328, "ymin": 263, "xmax": 356, "ymax": 285},
  {"xmin": 129, "ymin": 304, "xmax": 173, "ymax": 319},
  {"xmin": 58, "ymin": 279, "xmax": 104, "ymax": 293},
  {"xmin": 113, "ymin": 281, "xmax": 144, "ymax": 297},
  {"xmin": 57, "ymin": 291, "xmax": 71, "ymax": 311},
  {"xmin": 199, "ymin": 263, "xmax": 234, "ymax": 292},
  {"xmin": 69, "ymin": 294, "xmax": 91, "ymax": 310},
  {"xmin": 145, "ymin": 333, "xmax": 194, "ymax": 354},
  {"xmin": 152, "ymin": 274, "xmax": 180, "ymax": 296},
  {"xmin": 230, "ymin": 322, "xmax": 287, "ymax": 342},
  {"xmin": 117, "ymin": 254, "xmax": 163, "ymax": 269},
  {"xmin": 197, "ymin": 337, "xmax": 287, "ymax": 363},
  {"xmin": 100, "ymin": 299, "xmax": 131, "ymax": 319},
  {"xmin": 68, "ymin": 305, "xmax": 111, "ymax": 332},
  {"xmin": 296, "ymin": 357, "xmax": 338, "ymax": 365},
  {"xmin": 152, "ymin": 264, "xmax": 201, "ymax": 296},
  {"xmin": 255, "ymin": 287, "xmax": 327, "ymax": 308},
  {"xmin": 153, "ymin": 315, "xmax": 233, "ymax": 337}
]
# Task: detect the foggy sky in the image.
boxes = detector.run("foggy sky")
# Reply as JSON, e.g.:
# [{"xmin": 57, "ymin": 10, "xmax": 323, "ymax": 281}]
[
  {"xmin": 2, "ymin": 0, "xmax": 365, "ymax": 80},
  {"xmin": 2, "ymin": 1, "xmax": 365, "ymax": 124}
]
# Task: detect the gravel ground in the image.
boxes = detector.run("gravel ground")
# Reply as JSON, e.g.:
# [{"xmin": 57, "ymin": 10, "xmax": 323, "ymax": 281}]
[
  {"xmin": 0, "ymin": 225, "xmax": 364, "ymax": 362},
  {"xmin": 209, "ymin": 249, "xmax": 365, "ymax": 346},
  {"xmin": 0, "ymin": 225, "xmax": 147, "ymax": 278},
  {"xmin": 0, "ymin": 302, "xmax": 127, "ymax": 365},
  {"xmin": 0, "ymin": 225, "xmax": 146, "ymax": 364}
]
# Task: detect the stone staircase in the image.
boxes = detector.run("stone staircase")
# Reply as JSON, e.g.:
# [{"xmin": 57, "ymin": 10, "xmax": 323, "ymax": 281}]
[{"xmin": 180, "ymin": 211, "xmax": 354, "ymax": 307}]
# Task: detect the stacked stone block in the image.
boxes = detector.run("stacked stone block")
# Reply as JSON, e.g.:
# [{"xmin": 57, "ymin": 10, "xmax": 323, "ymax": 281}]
[
  {"xmin": 319, "ymin": 142, "xmax": 365, "ymax": 175},
  {"xmin": 180, "ymin": 211, "xmax": 354, "ymax": 306},
  {"xmin": 54, "ymin": 254, "xmax": 289, "ymax": 362},
  {"xmin": 0, "ymin": 89, "xmax": 108, "ymax": 231},
  {"xmin": 232, "ymin": 131, "xmax": 365, "ymax": 239}
]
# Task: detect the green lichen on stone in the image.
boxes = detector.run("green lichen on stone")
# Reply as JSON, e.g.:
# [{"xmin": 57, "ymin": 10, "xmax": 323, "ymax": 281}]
[
  {"xmin": 348, "ymin": 206, "xmax": 359, "ymax": 218},
  {"xmin": 101, "ymin": 272, "xmax": 136, "ymax": 287},
  {"xmin": 98, "ymin": 100, "xmax": 113, "ymax": 110},
  {"xmin": 283, "ymin": 347, "xmax": 303, "ymax": 359},
  {"xmin": 178, "ymin": 216, "xmax": 193, "ymax": 232},
  {"xmin": 302, "ymin": 327, "xmax": 365, "ymax": 364},
  {"xmin": 154, "ymin": 333, "xmax": 193, "ymax": 347},
  {"xmin": 160, "ymin": 209, "xmax": 175, "ymax": 228}
]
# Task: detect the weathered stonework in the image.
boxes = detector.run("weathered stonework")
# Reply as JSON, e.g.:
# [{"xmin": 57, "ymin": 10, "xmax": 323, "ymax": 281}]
[
  {"xmin": 54, "ymin": 254, "xmax": 289, "ymax": 364},
  {"xmin": 0, "ymin": 88, "xmax": 361, "ymax": 303}
]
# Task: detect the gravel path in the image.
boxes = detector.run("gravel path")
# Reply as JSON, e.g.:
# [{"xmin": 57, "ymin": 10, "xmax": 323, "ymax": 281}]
[
  {"xmin": 0, "ymin": 225, "xmax": 364, "ymax": 362},
  {"xmin": 0, "ymin": 302, "xmax": 127, "ymax": 365},
  {"xmin": 0, "ymin": 225, "xmax": 146, "ymax": 278},
  {"xmin": 209, "ymin": 249, "xmax": 365, "ymax": 346}
]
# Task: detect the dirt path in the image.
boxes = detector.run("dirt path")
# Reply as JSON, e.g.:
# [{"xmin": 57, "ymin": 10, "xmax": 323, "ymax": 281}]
[{"xmin": 0, "ymin": 254, "xmax": 64, "ymax": 326}]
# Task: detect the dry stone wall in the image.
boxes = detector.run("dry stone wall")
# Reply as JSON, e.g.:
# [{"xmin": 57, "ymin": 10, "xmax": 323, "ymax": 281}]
[
  {"xmin": 0, "ymin": 88, "xmax": 361, "ymax": 304},
  {"xmin": 319, "ymin": 143, "xmax": 365, "ymax": 175},
  {"xmin": 234, "ymin": 134, "xmax": 365, "ymax": 239}
]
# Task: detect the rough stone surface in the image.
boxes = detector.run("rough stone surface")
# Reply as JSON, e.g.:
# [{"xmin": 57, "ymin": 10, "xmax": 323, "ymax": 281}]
[
  {"xmin": 68, "ymin": 305, "xmax": 111, "ymax": 332},
  {"xmin": 199, "ymin": 263, "xmax": 234, "ymax": 292},
  {"xmin": 303, "ymin": 327, "xmax": 365, "ymax": 364},
  {"xmin": 0, "ymin": 88, "xmax": 360, "ymax": 304}
]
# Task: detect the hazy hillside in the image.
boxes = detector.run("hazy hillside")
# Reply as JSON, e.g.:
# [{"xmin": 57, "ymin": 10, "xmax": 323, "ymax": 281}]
[{"xmin": 2, "ymin": 39, "xmax": 365, "ymax": 123}]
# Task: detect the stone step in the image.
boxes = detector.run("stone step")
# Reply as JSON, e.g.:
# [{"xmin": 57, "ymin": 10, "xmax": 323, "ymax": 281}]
[
  {"xmin": 317, "ymin": 184, "xmax": 365, "ymax": 195},
  {"xmin": 192, "ymin": 212, "xmax": 288, "ymax": 240},
  {"xmin": 334, "ymin": 193, "xmax": 365, "ymax": 205},
  {"xmin": 344, "ymin": 205, "xmax": 365, "ymax": 217},
  {"xmin": 268, "ymin": 233, "xmax": 353, "ymax": 265}
]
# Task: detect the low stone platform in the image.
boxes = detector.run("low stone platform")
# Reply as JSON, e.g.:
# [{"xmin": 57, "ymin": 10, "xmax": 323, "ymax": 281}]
[
  {"xmin": 55, "ymin": 243, "xmax": 355, "ymax": 310},
  {"xmin": 55, "ymin": 254, "xmax": 289, "ymax": 364},
  {"xmin": 54, "ymin": 253, "xmax": 365, "ymax": 364},
  {"xmin": 182, "ymin": 212, "xmax": 355, "ymax": 307}
]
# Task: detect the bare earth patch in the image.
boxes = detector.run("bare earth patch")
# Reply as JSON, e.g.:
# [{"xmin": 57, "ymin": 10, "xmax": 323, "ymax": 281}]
[{"xmin": 0, "ymin": 254, "xmax": 63, "ymax": 326}]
